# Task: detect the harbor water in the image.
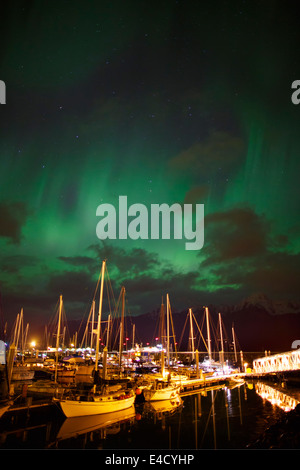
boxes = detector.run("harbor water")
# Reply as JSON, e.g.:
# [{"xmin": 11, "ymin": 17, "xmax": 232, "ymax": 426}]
[{"xmin": 1, "ymin": 379, "xmax": 299, "ymax": 450}]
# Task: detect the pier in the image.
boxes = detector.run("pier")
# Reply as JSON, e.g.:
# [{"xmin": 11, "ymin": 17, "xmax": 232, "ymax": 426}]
[
  {"xmin": 178, "ymin": 375, "xmax": 233, "ymax": 395},
  {"xmin": 252, "ymin": 349, "xmax": 300, "ymax": 375}
]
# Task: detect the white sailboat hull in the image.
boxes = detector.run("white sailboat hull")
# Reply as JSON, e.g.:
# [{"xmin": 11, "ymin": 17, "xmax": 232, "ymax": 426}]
[
  {"xmin": 144, "ymin": 384, "xmax": 180, "ymax": 401},
  {"xmin": 55, "ymin": 392, "xmax": 135, "ymax": 418}
]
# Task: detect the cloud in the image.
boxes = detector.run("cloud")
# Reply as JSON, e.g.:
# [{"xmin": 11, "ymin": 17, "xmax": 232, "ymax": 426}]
[
  {"xmin": 47, "ymin": 270, "xmax": 95, "ymax": 303},
  {"xmin": 88, "ymin": 242, "xmax": 159, "ymax": 278},
  {"xmin": 198, "ymin": 206, "xmax": 300, "ymax": 301},
  {"xmin": 0, "ymin": 201, "xmax": 30, "ymax": 243},
  {"xmin": 202, "ymin": 207, "xmax": 269, "ymax": 262},
  {"xmin": 169, "ymin": 131, "xmax": 245, "ymax": 178},
  {"xmin": 208, "ymin": 251, "xmax": 300, "ymax": 302},
  {"xmin": 245, "ymin": 252, "xmax": 300, "ymax": 300},
  {"xmin": 58, "ymin": 255, "xmax": 98, "ymax": 272},
  {"xmin": 59, "ymin": 243, "xmax": 204, "ymax": 313},
  {"xmin": 183, "ymin": 185, "xmax": 210, "ymax": 204},
  {"xmin": 0, "ymin": 254, "xmax": 38, "ymax": 274}
]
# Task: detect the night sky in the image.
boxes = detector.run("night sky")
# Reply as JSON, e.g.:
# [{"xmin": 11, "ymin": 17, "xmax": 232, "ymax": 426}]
[{"xmin": 0, "ymin": 1, "xmax": 300, "ymax": 340}]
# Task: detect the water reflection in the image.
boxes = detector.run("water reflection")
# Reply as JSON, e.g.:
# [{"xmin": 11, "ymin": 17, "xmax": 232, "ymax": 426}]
[
  {"xmin": 0, "ymin": 380, "xmax": 299, "ymax": 449},
  {"xmin": 255, "ymin": 382, "xmax": 300, "ymax": 412},
  {"xmin": 144, "ymin": 397, "xmax": 183, "ymax": 416},
  {"xmin": 180, "ymin": 383, "xmax": 246, "ymax": 449},
  {"xmin": 54, "ymin": 406, "xmax": 136, "ymax": 443}
]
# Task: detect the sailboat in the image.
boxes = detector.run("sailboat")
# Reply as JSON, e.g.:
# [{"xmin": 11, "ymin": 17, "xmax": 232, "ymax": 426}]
[
  {"xmin": 54, "ymin": 260, "xmax": 135, "ymax": 418},
  {"xmin": 0, "ymin": 340, "xmax": 13, "ymax": 417},
  {"xmin": 9, "ymin": 310, "xmax": 35, "ymax": 381},
  {"xmin": 143, "ymin": 294, "xmax": 181, "ymax": 401},
  {"xmin": 143, "ymin": 379, "xmax": 180, "ymax": 401}
]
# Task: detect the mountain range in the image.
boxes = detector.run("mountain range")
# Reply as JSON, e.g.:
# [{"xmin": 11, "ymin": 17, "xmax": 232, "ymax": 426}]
[{"xmin": 129, "ymin": 293, "xmax": 300, "ymax": 353}]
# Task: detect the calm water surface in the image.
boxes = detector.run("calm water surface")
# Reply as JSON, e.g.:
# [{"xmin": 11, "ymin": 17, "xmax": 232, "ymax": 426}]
[{"xmin": 1, "ymin": 381, "xmax": 299, "ymax": 450}]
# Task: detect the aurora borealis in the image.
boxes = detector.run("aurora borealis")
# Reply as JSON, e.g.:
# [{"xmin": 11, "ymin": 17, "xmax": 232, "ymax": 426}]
[{"xmin": 0, "ymin": 1, "xmax": 300, "ymax": 341}]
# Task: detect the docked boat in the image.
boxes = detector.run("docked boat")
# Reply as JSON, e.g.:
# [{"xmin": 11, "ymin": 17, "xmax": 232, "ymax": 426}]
[
  {"xmin": 56, "ymin": 364, "xmax": 77, "ymax": 378},
  {"xmin": 76, "ymin": 364, "xmax": 94, "ymax": 377},
  {"xmin": 54, "ymin": 260, "xmax": 137, "ymax": 418},
  {"xmin": 54, "ymin": 388, "xmax": 135, "ymax": 418},
  {"xmin": 62, "ymin": 357, "xmax": 95, "ymax": 378},
  {"xmin": 143, "ymin": 380, "xmax": 180, "ymax": 401},
  {"xmin": 6, "ymin": 311, "xmax": 35, "ymax": 382},
  {"xmin": 11, "ymin": 365, "xmax": 35, "ymax": 381}
]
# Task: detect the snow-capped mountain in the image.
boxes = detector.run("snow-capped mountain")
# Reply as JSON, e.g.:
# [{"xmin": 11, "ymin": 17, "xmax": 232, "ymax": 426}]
[{"xmin": 235, "ymin": 293, "xmax": 300, "ymax": 315}]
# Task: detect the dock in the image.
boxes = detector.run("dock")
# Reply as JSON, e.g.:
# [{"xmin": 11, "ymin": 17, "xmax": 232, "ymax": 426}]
[
  {"xmin": 0, "ymin": 371, "xmax": 248, "ymax": 420},
  {"xmin": 178, "ymin": 373, "xmax": 245, "ymax": 395},
  {"xmin": 2, "ymin": 399, "xmax": 54, "ymax": 414}
]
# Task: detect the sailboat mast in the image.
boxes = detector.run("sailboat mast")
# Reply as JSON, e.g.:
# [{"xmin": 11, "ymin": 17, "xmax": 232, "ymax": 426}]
[
  {"xmin": 159, "ymin": 298, "xmax": 165, "ymax": 375},
  {"xmin": 106, "ymin": 314, "xmax": 111, "ymax": 350},
  {"xmin": 95, "ymin": 260, "xmax": 106, "ymax": 373},
  {"xmin": 119, "ymin": 286, "xmax": 125, "ymax": 369},
  {"xmin": 12, "ymin": 313, "xmax": 20, "ymax": 347},
  {"xmin": 219, "ymin": 312, "xmax": 224, "ymax": 369},
  {"xmin": 90, "ymin": 300, "xmax": 95, "ymax": 349},
  {"xmin": 132, "ymin": 323, "xmax": 135, "ymax": 350},
  {"xmin": 23, "ymin": 323, "xmax": 29, "ymax": 361},
  {"xmin": 232, "ymin": 323, "xmax": 237, "ymax": 363},
  {"xmin": 205, "ymin": 307, "xmax": 212, "ymax": 361},
  {"xmin": 44, "ymin": 326, "xmax": 48, "ymax": 350},
  {"xmin": 16, "ymin": 308, "xmax": 23, "ymax": 351},
  {"xmin": 62, "ymin": 326, "xmax": 66, "ymax": 350},
  {"xmin": 189, "ymin": 308, "xmax": 195, "ymax": 360},
  {"xmin": 166, "ymin": 293, "xmax": 170, "ymax": 368},
  {"xmin": 74, "ymin": 331, "xmax": 77, "ymax": 349},
  {"xmin": 159, "ymin": 298, "xmax": 165, "ymax": 347},
  {"xmin": 55, "ymin": 295, "xmax": 63, "ymax": 383}
]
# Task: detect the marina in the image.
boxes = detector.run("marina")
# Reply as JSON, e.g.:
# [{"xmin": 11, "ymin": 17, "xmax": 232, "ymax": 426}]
[
  {"xmin": 1, "ymin": 0, "xmax": 299, "ymax": 456},
  {"xmin": 1, "ymin": 376, "xmax": 300, "ymax": 450},
  {"xmin": 1, "ymin": 335, "xmax": 300, "ymax": 451},
  {"xmin": 1, "ymin": 260, "xmax": 300, "ymax": 450}
]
